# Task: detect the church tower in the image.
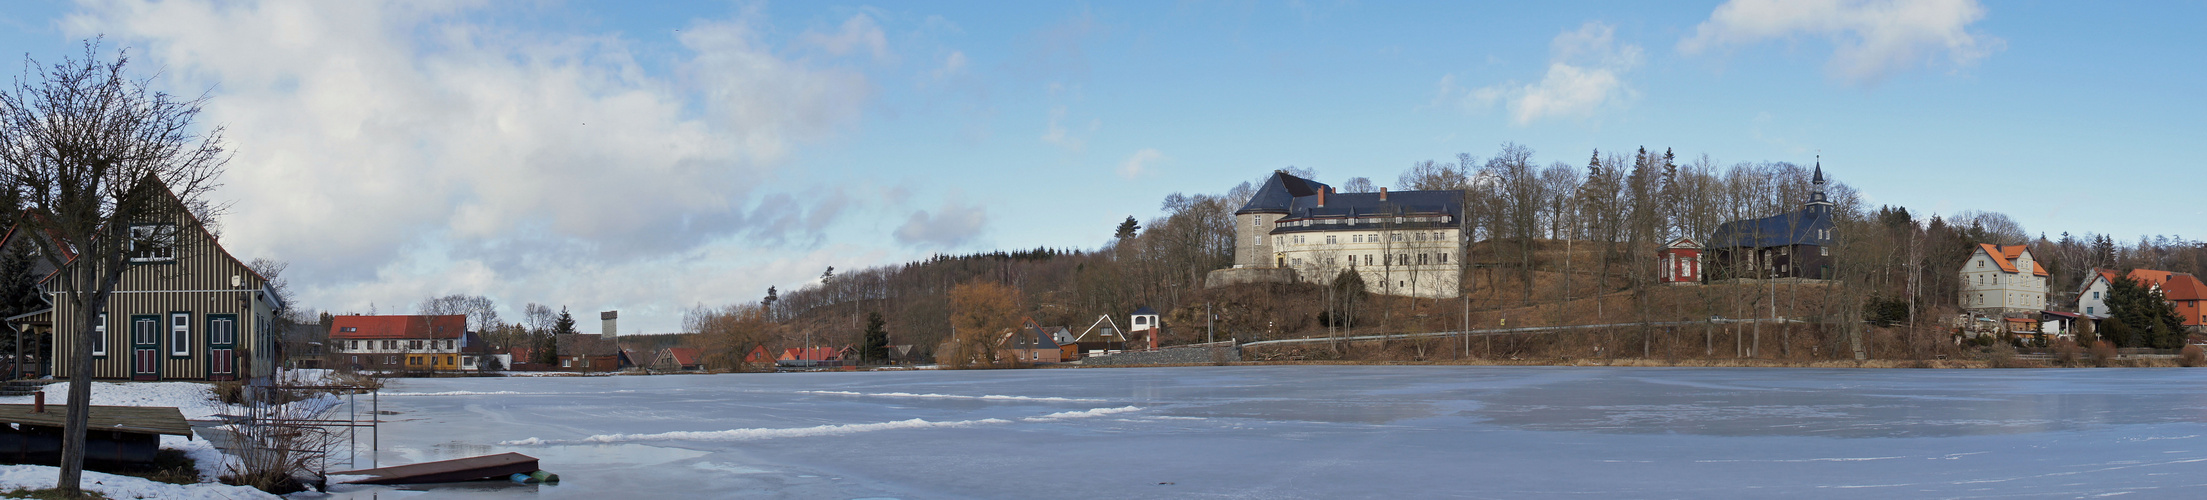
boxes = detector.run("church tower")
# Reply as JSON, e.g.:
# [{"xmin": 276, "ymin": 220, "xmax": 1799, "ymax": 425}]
[{"xmin": 1805, "ymin": 160, "xmax": 1833, "ymax": 216}]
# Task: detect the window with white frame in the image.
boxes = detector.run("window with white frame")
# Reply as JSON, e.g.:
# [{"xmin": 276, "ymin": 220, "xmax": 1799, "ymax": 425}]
[
  {"xmin": 91, "ymin": 314, "xmax": 106, "ymax": 356},
  {"xmin": 169, "ymin": 313, "xmax": 190, "ymax": 356},
  {"xmin": 128, "ymin": 224, "xmax": 177, "ymax": 262}
]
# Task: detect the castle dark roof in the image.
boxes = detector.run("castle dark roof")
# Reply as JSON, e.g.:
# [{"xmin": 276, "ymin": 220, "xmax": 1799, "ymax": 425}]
[
  {"xmin": 1235, "ymin": 171, "xmax": 1331, "ymax": 215},
  {"xmin": 1710, "ymin": 208, "xmax": 1833, "ymax": 249}
]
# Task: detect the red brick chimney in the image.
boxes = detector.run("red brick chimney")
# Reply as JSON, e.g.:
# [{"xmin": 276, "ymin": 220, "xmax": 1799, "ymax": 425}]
[
  {"xmin": 1317, "ymin": 187, "xmax": 1328, "ymax": 207},
  {"xmin": 1379, "ymin": 187, "xmax": 1388, "ymax": 201}
]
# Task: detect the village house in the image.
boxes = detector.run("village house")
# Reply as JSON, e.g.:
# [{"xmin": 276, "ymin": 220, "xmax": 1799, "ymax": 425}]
[
  {"xmin": 1959, "ymin": 244, "xmax": 2049, "ymax": 315},
  {"xmin": 2079, "ymin": 268, "xmax": 2207, "ymax": 331},
  {"xmin": 653, "ymin": 347, "xmax": 704, "ymax": 371},
  {"xmin": 1209, "ymin": 171, "xmax": 1465, "ymax": 298},
  {"xmin": 555, "ymin": 333, "xmax": 621, "ymax": 371},
  {"xmin": 1708, "ymin": 166, "xmax": 1836, "ymax": 280},
  {"xmin": 2077, "ymin": 268, "xmax": 2156, "ymax": 317},
  {"xmin": 778, "ymin": 346, "xmax": 847, "ymax": 368},
  {"xmin": 329, "ymin": 315, "xmax": 466, "ymax": 372},
  {"xmin": 999, "ymin": 320, "xmax": 1064, "ymax": 364},
  {"xmin": 5, "ymin": 179, "xmax": 285, "ymax": 382}
]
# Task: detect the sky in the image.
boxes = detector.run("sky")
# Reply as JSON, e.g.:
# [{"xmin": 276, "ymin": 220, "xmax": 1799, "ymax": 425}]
[{"xmin": 1, "ymin": 0, "xmax": 2201, "ymax": 333}]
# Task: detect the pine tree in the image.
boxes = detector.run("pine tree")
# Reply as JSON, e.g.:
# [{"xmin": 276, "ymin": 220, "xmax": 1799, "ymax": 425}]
[
  {"xmin": 1115, "ymin": 216, "xmax": 1140, "ymax": 240},
  {"xmin": 862, "ymin": 312, "xmax": 889, "ymax": 364}
]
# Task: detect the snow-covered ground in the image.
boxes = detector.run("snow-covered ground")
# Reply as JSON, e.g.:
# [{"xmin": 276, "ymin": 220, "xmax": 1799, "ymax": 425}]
[
  {"xmin": 0, "ymin": 372, "xmax": 345, "ymax": 498},
  {"xmin": 304, "ymin": 366, "xmax": 2207, "ymax": 499}
]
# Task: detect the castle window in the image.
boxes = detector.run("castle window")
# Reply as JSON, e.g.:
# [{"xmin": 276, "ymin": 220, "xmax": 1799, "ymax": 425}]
[
  {"xmin": 1326, "ymin": 235, "xmax": 1337, "ymax": 244},
  {"xmin": 1364, "ymin": 255, "xmax": 1373, "ymax": 266},
  {"xmin": 1438, "ymin": 253, "xmax": 1448, "ymax": 264}
]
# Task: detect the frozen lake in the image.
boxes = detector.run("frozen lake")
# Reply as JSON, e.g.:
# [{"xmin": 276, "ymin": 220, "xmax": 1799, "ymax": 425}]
[{"xmin": 313, "ymin": 366, "xmax": 2207, "ymax": 498}]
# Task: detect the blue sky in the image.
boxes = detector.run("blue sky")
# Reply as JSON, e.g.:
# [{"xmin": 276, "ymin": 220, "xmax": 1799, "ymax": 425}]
[{"xmin": 2, "ymin": 1, "xmax": 2201, "ymax": 332}]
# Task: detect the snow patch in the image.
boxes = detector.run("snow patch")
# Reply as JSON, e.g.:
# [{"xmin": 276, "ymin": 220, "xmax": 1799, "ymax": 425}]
[
  {"xmin": 0, "ymin": 381, "xmax": 229, "ymax": 420},
  {"xmin": 799, "ymin": 390, "xmax": 1106, "ymax": 402},
  {"xmin": 0, "ymin": 464, "xmax": 277, "ymax": 499},
  {"xmin": 161, "ymin": 435, "xmax": 236, "ymax": 482},
  {"xmin": 1023, "ymin": 406, "xmax": 1144, "ymax": 421}
]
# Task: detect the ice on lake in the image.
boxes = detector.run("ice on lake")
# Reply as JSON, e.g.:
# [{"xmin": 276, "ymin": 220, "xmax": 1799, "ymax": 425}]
[{"xmin": 310, "ymin": 366, "xmax": 2207, "ymax": 498}]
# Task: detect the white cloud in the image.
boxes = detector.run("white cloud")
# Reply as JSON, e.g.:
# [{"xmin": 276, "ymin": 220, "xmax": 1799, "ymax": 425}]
[
  {"xmin": 893, "ymin": 199, "xmax": 987, "ymax": 248},
  {"xmin": 1678, "ymin": 0, "xmax": 2001, "ymax": 85},
  {"xmin": 799, "ymin": 13, "xmax": 891, "ymax": 62},
  {"xmin": 1462, "ymin": 22, "xmax": 1643, "ymax": 125},
  {"xmin": 931, "ymin": 50, "xmax": 968, "ymax": 81},
  {"xmin": 64, "ymin": 1, "xmax": 878, "ymax": 330},
  {"xmin": 1117, "ymin": 148, "xmax": 1164, "ymax": 179}
]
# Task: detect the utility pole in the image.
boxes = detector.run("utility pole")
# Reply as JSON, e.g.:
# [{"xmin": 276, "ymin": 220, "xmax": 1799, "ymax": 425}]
[{"xmin": 1206, "ymin": 303, "xmax": 1214, "ymax": 344}]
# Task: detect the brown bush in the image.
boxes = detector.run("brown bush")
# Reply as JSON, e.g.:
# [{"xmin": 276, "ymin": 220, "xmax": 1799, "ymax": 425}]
[
  {"xmin": 2052, "ymin": 340, "xmax": 2082, "ymax": 366},
  {"xmin": 2181, "ymin": 345, "xmax": 2205, "ymax": 367},
  {"xmin": 2088, "ymin": 341, "xmax": 2119, "ymax": 367}
]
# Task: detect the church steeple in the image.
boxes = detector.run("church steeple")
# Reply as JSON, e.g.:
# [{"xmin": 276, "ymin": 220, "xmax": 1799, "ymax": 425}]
[{"xmin": 1806, "ymin": 157, "xmax": 1832, "ymax": 215}]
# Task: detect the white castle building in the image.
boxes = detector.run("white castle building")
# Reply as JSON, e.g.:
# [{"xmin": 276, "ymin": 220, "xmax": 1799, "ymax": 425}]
[{"xmin": 1209, "ymin": 171, "xmax": 1464, "ymax": 298}]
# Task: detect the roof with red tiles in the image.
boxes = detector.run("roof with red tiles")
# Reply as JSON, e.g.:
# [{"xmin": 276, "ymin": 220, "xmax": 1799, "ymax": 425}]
[{"xmin": 329, "ymin": 315, "xmax": 466, "ymax": 340}]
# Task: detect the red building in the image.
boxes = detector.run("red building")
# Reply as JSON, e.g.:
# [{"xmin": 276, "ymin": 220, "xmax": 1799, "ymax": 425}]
[{"xmin": 1658, "ymin": 237, "xmax": 1703, "ymax": 285}]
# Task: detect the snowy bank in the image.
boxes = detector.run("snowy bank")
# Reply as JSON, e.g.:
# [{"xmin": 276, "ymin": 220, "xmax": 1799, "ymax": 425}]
[{"xmin": 0, "ymin": 464, "xmax": 277, "ymax": 499}]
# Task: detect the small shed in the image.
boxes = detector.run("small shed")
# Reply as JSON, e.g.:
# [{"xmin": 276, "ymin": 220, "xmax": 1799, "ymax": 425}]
[{"xmin": 1659, "ymin": 237, "xmax": 1703, "ymax": 285}]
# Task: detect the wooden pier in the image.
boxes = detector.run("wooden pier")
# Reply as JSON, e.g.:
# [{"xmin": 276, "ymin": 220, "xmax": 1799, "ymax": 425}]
[{"xmin": 334, "ymin": 452, "xmax": 540, "ymax": 484}]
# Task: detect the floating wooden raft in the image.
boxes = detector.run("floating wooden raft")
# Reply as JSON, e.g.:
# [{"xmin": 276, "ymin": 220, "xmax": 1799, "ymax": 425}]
[{"xmin": 335, "ymin": 452, "xmax": 541, "ymax": 485}]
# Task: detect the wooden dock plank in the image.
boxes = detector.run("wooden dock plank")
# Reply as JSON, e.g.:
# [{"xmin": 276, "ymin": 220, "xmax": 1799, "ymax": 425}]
[
  {"xmin": 0, "ymin": 404, "xmax": 192, "ymax": 437},
  {"xmin": 335, "ymin": 452, "xmax": 540, "ymax": 484}
]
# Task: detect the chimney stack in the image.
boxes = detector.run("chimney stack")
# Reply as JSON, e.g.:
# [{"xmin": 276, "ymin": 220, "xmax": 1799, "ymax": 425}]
[
  {"xmin": 1318, "ymin": 187, "xmax": 1328, "ymax": 207},
  {"xmin": 601, "ymin": 311, "xmax": 618, "ymax": 338},
  {"xmin": 1379, "ymin": 187, "xmax": 1388, "ymax": 201}
]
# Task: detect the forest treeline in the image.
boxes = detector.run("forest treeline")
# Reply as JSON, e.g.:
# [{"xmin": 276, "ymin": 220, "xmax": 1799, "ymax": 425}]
[{"xmin": 676, "ymin": 143, "xmax": 2207, "ymax": 367}]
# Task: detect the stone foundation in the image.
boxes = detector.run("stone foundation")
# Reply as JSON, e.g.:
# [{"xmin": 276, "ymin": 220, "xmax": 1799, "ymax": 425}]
[{"xmin": 1205, "ymin": 267, "xmax": 1298, "ymax": 289}]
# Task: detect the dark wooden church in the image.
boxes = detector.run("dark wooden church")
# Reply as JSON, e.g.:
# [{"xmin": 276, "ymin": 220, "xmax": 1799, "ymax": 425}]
[{"xmin": 1708, "ymin": 165, "xmax": 1837, "ymax": 280}]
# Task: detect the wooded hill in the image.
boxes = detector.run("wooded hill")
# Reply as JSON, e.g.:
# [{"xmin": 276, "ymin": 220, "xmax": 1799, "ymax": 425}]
[{"xmin": 679, "ymin": 144, "xmax": 2207, "ymax": 366}]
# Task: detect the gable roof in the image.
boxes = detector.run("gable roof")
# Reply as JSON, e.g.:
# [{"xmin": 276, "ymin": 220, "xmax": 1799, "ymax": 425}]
[
  {"xmin": 1710, "ymin": 207, "xmax": 1833, "ymax": 249},
  {"xmin": 1235, "ymin": 171, "xmax": 1332, "ymax": 215},
  {"xmin": 662, "ymin": 347, "xmax": 703, "ymax": 366},
  {"xmin": 1973, "ymin": 244, "xmax": 2048, "ymax": 277},
  {"xmin": 2162, "ymin": 274, "xmax": 2207, "ymax": 301},
  {"xmin": 781, "ymin": 347, "xmax": 843, "ymax": 361},
  {"xmin": 1002, "ymin": 325, "xmax": 1061, "ymax": 350},
  {"xmin": 330, "ymin": 315, "xmax": 466, "ymax": 340},
  {"xmin": 1664, "ymin": 237, "xmax": 1702, "ymax": 250}
]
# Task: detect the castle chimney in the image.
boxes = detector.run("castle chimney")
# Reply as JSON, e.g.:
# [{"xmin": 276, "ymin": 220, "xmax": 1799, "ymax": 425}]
[
  {"xmin": 1317, "ymin": 187, "xmax": 1328, "ymax": 207},
  {"xmin": 1379, "ymin": 187, "xmax": 1388, "ymax": 201}
]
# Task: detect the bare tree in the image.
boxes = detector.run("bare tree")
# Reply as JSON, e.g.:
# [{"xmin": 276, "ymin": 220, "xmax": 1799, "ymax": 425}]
[{"xmin": 0, "ymin": 41, "xmax": 229, "ymax": 494}]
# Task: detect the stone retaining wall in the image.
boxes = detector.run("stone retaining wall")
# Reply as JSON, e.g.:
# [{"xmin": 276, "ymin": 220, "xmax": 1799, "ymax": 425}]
[{"xmin": 1079, "ymin": 345, "xmax": 1241, "ymax": 366}]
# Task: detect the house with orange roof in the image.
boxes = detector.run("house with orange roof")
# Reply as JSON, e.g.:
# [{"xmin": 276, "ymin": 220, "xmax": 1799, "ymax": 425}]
[
  {"xmin": 1958, "ymin": 244, "xmax": 2048, "ymax": 315},
  {"xmin": 2164, "ymin": 274, "xmax": 2207, "ymax": 332},
  {"xmin": 2077, "ymin": 268, "xmax": 2185, "ymax": 318}
]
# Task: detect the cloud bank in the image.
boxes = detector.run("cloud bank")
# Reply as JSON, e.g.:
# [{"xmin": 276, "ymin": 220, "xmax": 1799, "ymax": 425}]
[
  {"xmin": 64, "ymin": 1, "xmax": 889, "ymax": 329},
  {"xmin": 1679, "ymin": 0, "xmax": 2002, "ymax": 84}
]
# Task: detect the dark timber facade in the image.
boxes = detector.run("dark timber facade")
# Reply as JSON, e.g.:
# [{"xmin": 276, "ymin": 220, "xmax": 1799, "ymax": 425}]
[
  {"xmin": 1708, "ymin": 165, "xmax": 1838, "ymax": 281},
  {"xmin": 9, "ymin": 181, "xmax": 283, "ymax": 382}
]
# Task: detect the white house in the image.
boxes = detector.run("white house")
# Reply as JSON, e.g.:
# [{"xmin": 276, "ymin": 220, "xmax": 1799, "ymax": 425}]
[{"xmin": 1959, "ymin": 244, "xmax": 2048, "ymax": 315}]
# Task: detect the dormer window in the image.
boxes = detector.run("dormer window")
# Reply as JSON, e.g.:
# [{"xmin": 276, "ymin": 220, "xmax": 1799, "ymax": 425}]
[{"xmin": 128, "ymin": 224, "xmax": 177, "ymax": 262}]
